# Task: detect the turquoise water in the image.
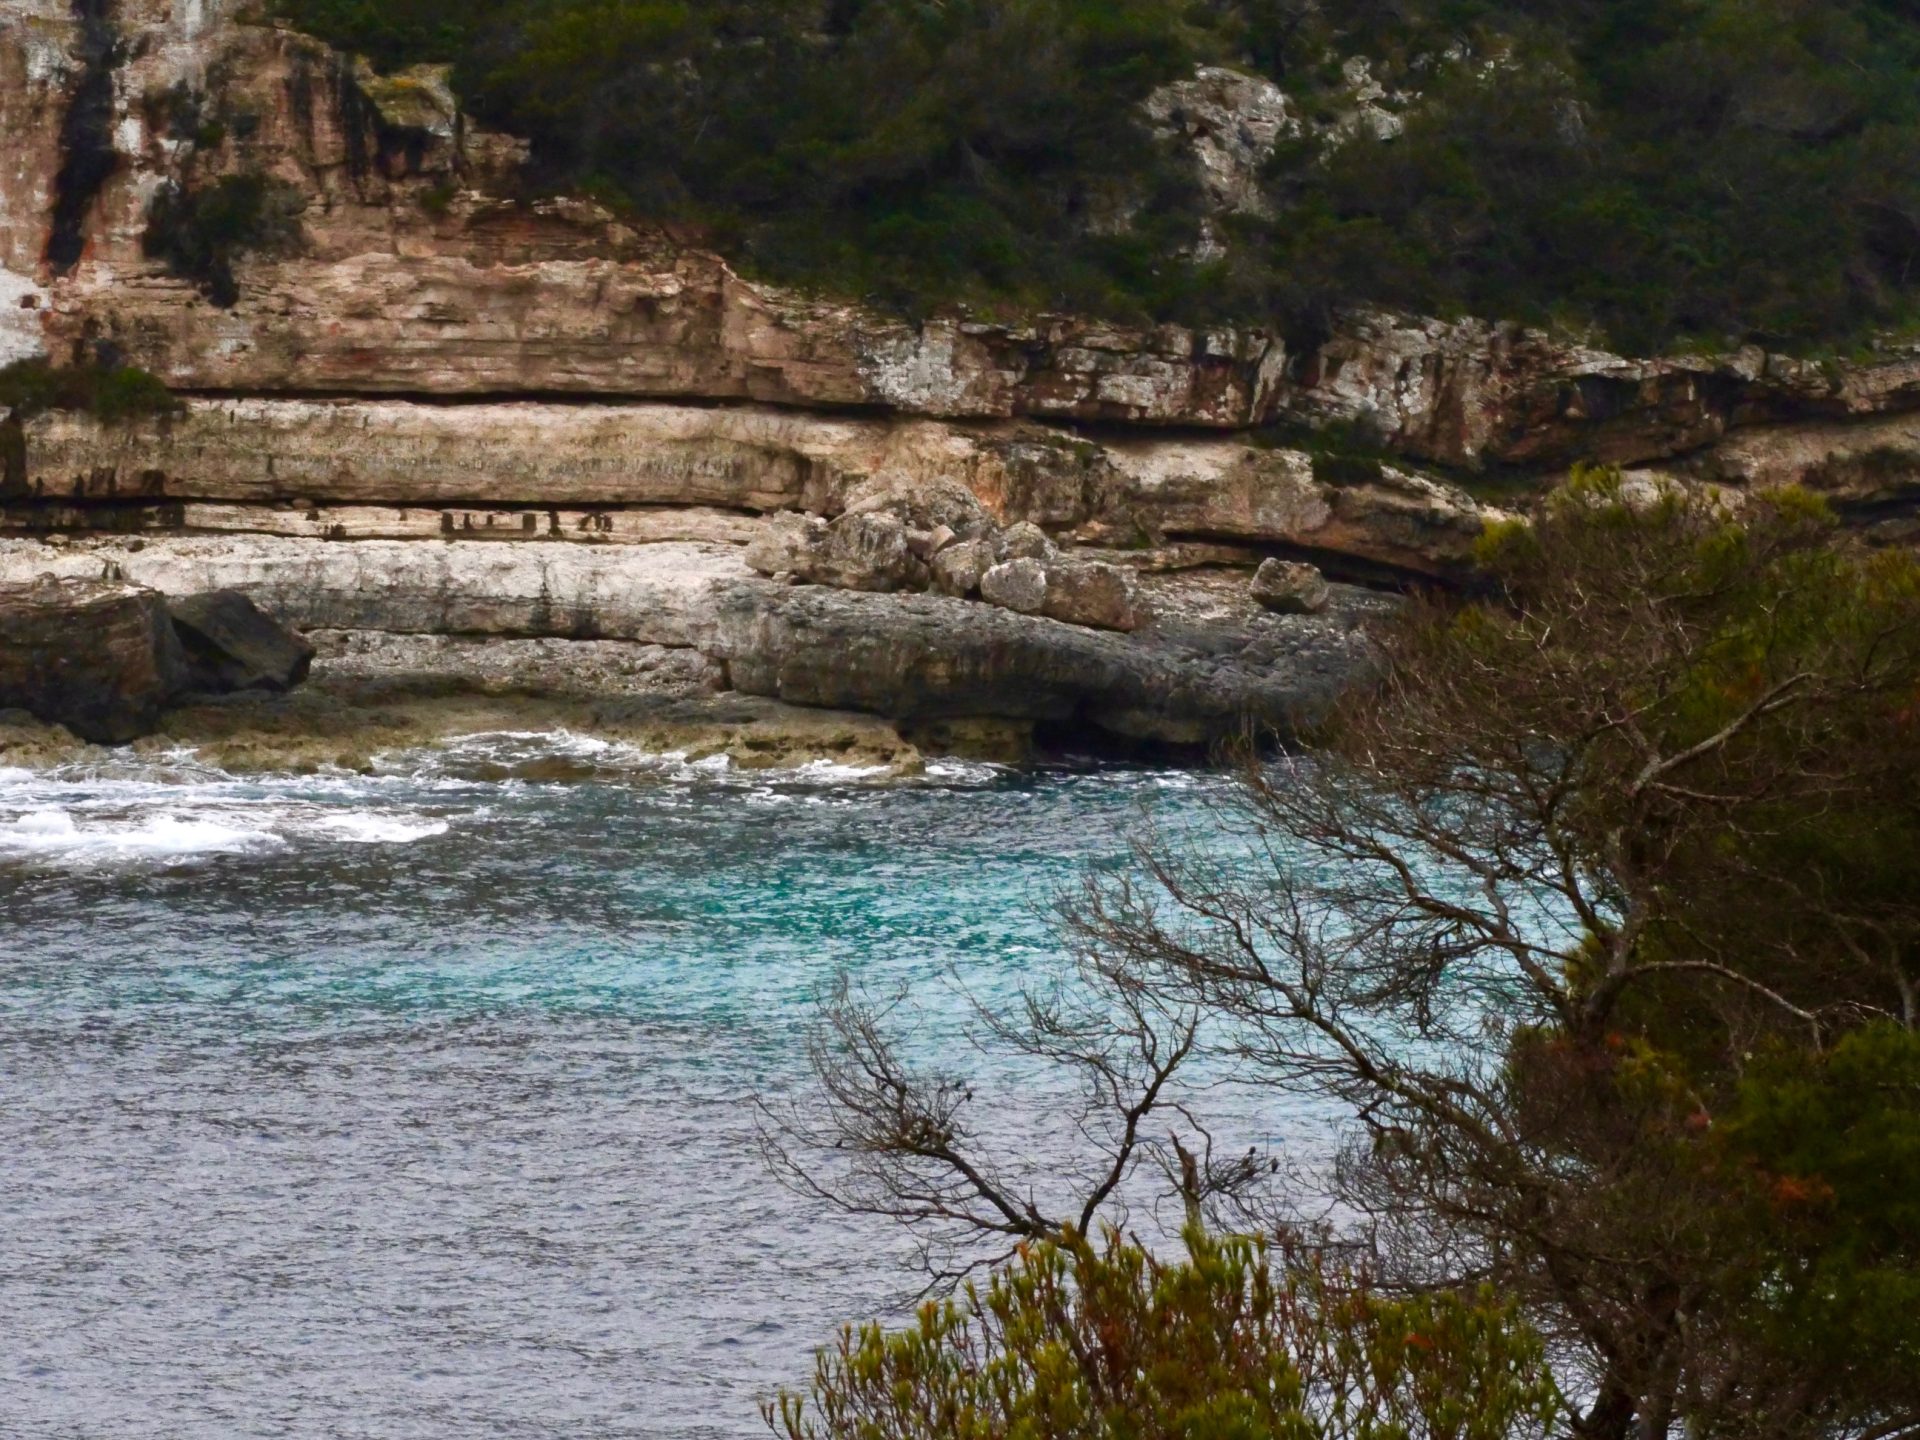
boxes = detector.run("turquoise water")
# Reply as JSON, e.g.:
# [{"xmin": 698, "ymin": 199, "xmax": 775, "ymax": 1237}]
[{"xmin": 0, "ymin": 737, "xmax": 1331, "ymax": 1439}]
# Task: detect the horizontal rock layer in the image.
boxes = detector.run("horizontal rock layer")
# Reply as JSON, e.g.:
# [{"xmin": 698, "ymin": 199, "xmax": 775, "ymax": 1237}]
[
  {"xmin": 7, "ymin": 2, "xmax": 1920, "ymax": 472},
  {"xmin": 8, "ymin": 399, "xmax": 1499, "ymax": 581},
  {"xmin": 0, "ymin": 535, "xmax": 1387, "ymax": 745}
]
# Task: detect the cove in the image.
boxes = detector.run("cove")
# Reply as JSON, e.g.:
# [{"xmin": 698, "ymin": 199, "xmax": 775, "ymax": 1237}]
[{"xmin": 0, "ymin": 739, "xmax": 1335, "ymax": 1439}]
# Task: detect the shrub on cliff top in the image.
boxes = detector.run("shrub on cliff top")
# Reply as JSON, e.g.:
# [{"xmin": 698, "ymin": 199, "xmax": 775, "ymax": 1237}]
[
  {"xmin": 271, "ymin": 0, "xmax": 1920, "ymax": 352},
  {"xmin": 278, "ymin": 0, "xmax": 1219, "ymax": 319}
]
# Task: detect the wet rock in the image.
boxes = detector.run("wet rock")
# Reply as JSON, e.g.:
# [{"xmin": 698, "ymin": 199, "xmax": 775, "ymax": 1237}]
[
  {"xmin": 714, "ymin": 574, "xmax": 1381, "ymax": 746},
  {"xmin": 169, "ymin": 590, "xmax": 316, "ymax": 694},
  {"xmin": 0, "ymin": 577, "xmax": 187, "ymax": 743},
  {"xmin": 1250, "ymin": 559, "xmax": 1332, "ymax": 615},
  {"xmin": 0, "ymin": 536, "xmax": 1385, "ymax": 750}
]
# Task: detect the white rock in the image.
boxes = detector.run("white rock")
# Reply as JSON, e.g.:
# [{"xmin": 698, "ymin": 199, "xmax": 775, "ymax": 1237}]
[
  {"xmin": 1250, "ymin": 558, "xmax": 1331, "ymax": 615},
  {"xmin": 980, "ymin": 558, "xmax": 1049, "ymax": 615}
]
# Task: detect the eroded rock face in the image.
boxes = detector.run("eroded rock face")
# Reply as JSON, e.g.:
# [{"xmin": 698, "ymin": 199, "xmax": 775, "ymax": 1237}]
[
  {"xmin": 1145, "ymin": 66, "xmax": 1295, "ymax": 259},
  {"xmin": 0, "ymin": 3, "xmax": 1288, "ymax": 427},
  {"xmin": 12, "ymin": 398, "xmax": 1504, "ymax": 581},
  {"xmin": 1095, "ymin": 442, "xmax": 1499, "ymax": 579},
  {"xmin": 1683, "ymin": 411, "xmax": 1920, "ymax": 507},
  {"xmin": 8, "ymin": 5, "xmax": 1920, "ymax": 759},
  {"xmin": 12, "ymin": 3, "xmax": 1920, "ymax": 473},
  {"xmin": 0, "ymin": 575, "xmax": 185, "ymax": 742},
  {"xmin": 0, "ymin": 534, "xmax": 1383, "ymax": 746},
  {"xmin": 1283, "ymin": 312, "xmax": 1920, "ymax": 471},
  {"xmin": 1146, "ymin": 67, "xmax": 1297, "ymax": 220}
]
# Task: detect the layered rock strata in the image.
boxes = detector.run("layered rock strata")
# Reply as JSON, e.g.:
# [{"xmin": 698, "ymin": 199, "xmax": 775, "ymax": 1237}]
[
  {"xmin": 9, "ymin": 2, "xmax": 1920, "ymax": 466},
  {"xmin": 5, "ymin": 398, "xmax": 1500, "ymax": 581},
  {"xmin": 6, "ymin": 0, "xmax": 1920, "ymax": 762},
  {"xmin": 0, "ymin": 535, "xmax": 1388, "ymax": 747}
]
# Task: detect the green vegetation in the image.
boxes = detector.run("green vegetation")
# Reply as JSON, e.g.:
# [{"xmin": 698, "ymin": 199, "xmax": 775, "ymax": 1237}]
[
  {"xmin": 0, "ymin": 358, "xmax": 183, "ymax": 424},
  {"xmin": 272, "ymin": 0, "xmax": 1920, "ymax": 351},
  {"xmin": 143, "ymin": 173, "xmax": 306, "ymax": 308},
  {"xmin": 769, "ymin": 1224, "xmax": 1562, "ymax": 1440},
  {"xmin": 774, "ymin": 484, "xmax": 1920, "ymax": 1436}
]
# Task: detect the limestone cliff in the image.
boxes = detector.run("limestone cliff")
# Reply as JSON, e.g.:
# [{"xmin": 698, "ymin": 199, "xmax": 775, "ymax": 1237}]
[
  {"xmin": 10, "ymin": 1, "xmax": 1920, "ymax": 462},
  {"xmin": 3, "ymin": 0, "xmax": 1918, "ymax": 755}
]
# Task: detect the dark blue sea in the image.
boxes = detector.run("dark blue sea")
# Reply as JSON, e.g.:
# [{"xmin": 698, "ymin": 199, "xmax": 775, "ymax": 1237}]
[{"xmin": 0, "ymin": 735, "xmax": 1339, "ymax": 1438}]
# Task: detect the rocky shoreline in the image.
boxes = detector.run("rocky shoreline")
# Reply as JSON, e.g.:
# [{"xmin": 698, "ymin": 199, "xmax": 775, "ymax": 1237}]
[
  {"xmin": 5, "ymin": 0, "xmax": 1920, "ymax": 770},
  {"xmin": 0, "ymin": 646, "xmax": 935, "ymax": 778},
  {"xmin": 0, "ymin": 536, "xmax": 1392, "ymax": 771}
]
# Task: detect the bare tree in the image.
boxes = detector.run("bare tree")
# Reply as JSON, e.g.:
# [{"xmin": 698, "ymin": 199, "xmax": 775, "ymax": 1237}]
[{"xmin": 757, "ymin": 964, "xmax": 1270, "ymax": 1289}]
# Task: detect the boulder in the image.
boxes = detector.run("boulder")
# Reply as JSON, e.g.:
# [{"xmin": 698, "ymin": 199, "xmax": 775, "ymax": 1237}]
[
  {"xmin": 169, "ymin": 590, "xmax": 316, "ymax": 694},
  {"xmin": 1041, "ymin": 561, "xmax": 1140, "ymax": 632},
  {"xmin": 746, "ymin": 512, "xmax": 825, "ymax": 578},
  {"xmin": 746, "ymin": 510, "xmax": 927, "ymax": 592},
  {"xmin": 980, "ymin": 558, "xmax": 1050, "ymax": 615},
  {"xmin": 1251, "ymin": 559, "xmax": 1332, "ymax": 615},
  {"xmin": 835, "ymin": 512, "xmax": 919, "ymax": 592},
  {"xmin": 0, "ymin": 578, "xmax": 188, "ymax": 743},
  {"xmin": 931, "ymin": 539, "xmax": 996, "ymax": 597},
  {"xmin": 908, "ymin": 524, "xmax": 958, "ymax": 561},
  {"xmin": 998, "ymin": 522, "xmax": 1056, "ymax": 561},
  {"xmin": 981, "ymin": 557, "xmax": 1139, "ymax": 632},
  {"xmin": 809, "ymin": 512, "xmax": 927, "ymax": 593},
  {"xmin": 841, "ymin": 474, "xmax": 995, "ymax": 539}
]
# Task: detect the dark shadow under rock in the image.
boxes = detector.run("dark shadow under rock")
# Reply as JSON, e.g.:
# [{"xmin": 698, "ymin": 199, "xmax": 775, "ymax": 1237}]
[{"xmin": 169, "ymin": 590, "xmax": 315, "ymax": 694}]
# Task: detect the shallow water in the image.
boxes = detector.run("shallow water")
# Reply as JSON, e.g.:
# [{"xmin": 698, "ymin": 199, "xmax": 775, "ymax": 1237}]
[{"xmin": 0, "ymin": 736, "xmax": 1334, "ymax": 1439}]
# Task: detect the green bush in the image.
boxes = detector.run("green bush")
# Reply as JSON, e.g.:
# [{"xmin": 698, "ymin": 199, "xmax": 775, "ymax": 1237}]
[
  {"xmin": 143, "ymin": 173, "xmax": 307, "ymax": 308},
  {"xmin": 768, "ymin": 1224, "xmax": 1563, "ymax": 1440},
  {"xmin": 271, "ymin": 0, "xmax": 1920, "ymax": 350},
  {"xmin": 0, "ymin": 359, "xmax": 183, "ymax": 425}
]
